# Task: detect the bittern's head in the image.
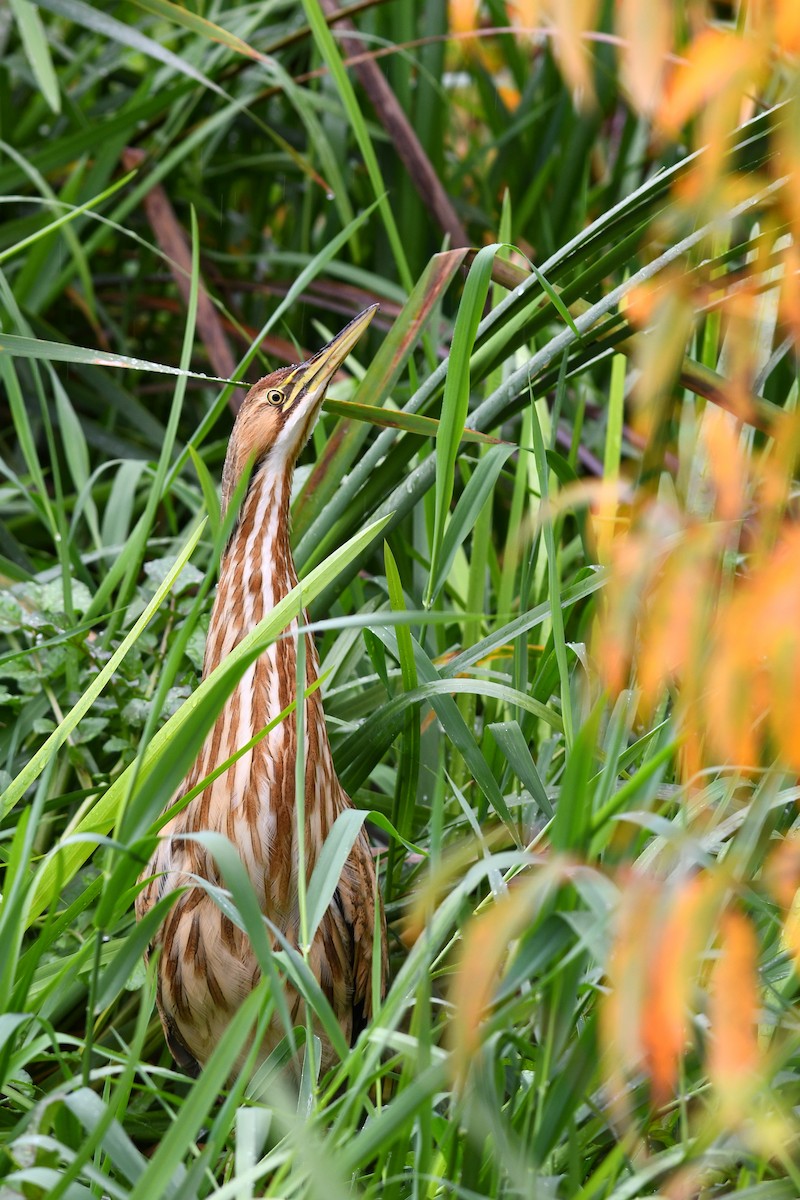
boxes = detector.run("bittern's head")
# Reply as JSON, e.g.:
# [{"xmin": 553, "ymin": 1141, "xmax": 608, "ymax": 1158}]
[{"xmin": 221, "ymin": 304, "xmax": 378, "ymax": 513}]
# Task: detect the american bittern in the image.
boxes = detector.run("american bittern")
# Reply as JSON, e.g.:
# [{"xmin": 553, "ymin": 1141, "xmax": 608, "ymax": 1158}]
[{"xmin": 136, "ymin": 306, "xmax": 387, "ymax": 1076}]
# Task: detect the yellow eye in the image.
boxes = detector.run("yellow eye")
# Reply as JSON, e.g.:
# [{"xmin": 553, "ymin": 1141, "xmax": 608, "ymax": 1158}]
[{"xmin": 266, "ymin": 388, "xmax": 284, "ymax": 407}]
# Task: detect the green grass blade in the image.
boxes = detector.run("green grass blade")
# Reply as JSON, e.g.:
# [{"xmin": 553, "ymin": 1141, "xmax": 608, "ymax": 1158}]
[
  {"xmin": 425, "ymin": 243, "xmax": 502, "ymax": 607},
  {"xmin": 428, "ymin": 442, "xmax": 515, "ymax": 605},
  {"xmin": 8, "ymin": 0, "xmax": 60, "ymax": 112}
]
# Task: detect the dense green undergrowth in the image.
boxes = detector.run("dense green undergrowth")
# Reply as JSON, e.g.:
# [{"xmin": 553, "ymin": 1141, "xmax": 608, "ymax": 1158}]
[{"xmin": 2, "ymin": 2, "xmax": 800, "ymax": 1197}]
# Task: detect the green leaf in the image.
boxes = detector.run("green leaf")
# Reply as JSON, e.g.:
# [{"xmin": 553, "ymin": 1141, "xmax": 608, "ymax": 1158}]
[
  {"xmin": 299, "ymin": 0, "xmax": 411, "ymax": 292},
  {"xmin": 94, "ymin": 892, "xmax": 177, "ymax": 1010},
  {"xmin": 131, "ymin": 0, "xmax": 268, "ymax": 62},
  {"xmin": 8, "ymin": 0, "xmax": 60, "ymax": 113},
  {"xmin": 36, "ymin": 0, "xmax": 228, "ymax": 97},
  {"xmin": 488, "ymin": 721, "xmax": 553, "ymax": 818},
  {"xmin": 321, "ymin": 396, "xmax": 502, "ymax": 446},
  {"xmin": 126, "ymin": 984, "xmax": 271, "ymax": 1200},
  {"xmin": 0, "ymin": 330, "xmax": 242, "ymax": 383},
  {"xmin": 0, "ymin": 169, "xmax": 134, "ymax": 265},
  {"xmin": 305, "ymin": 810, "xmax": 368, "ymax": 947},
  {"xmin": 428, "ymin": 442, "xmax": 515, "ymax": 605},
  {"xmin": 426, "ymin": 243, "xmax": 504, "ymax": 606},
  {"xmin": 63, "ymin": 1089, "xmax": 148, "ymax": 1184},
  {"xmin": 188, "ymin": 445, "xmax": 221, "ymax": 541},
  {"xmin": 529, "ymin": 260, "xmax": 583, "ymax": 340}
]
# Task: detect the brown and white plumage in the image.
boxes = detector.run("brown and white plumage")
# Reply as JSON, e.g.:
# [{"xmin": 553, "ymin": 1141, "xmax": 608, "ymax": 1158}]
[{"xmin": 136, "ymin": 306, "xmax": 387, "ymax": 1075}]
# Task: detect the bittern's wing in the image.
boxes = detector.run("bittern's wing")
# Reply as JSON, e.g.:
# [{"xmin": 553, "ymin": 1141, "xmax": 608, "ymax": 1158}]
[
  {"xmin": 336, "ymin": 828, "xmax": 388, "ymax": 1035},
  {"xmin": 162, "ymin": 1009, "xmax": 202, "ymax": 1077}
]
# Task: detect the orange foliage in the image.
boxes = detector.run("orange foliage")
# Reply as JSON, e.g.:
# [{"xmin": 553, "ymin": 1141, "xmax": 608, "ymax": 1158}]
[
  {"xmin": 449, "ymin": 860, "xmax": 578, "ymax": 1076},
  {"xmin": 617, "ymin": 0, "xmax": 672, "ymax": 115},
  {"xmin": 702, "ymin": 408, "xmax": 747, "ymax": 523},
  {"xmin": 779, "ymin": 242, "xmax": 800, "ymax": 342},
  {"xmin": 775, "ymin": 96, "xmax": 800, "ymax": 246},
  {"xmin": 708, "ymin": 911, "xmax": 761, "ymax": 1118},
  {"xmin": 602, "ymin": 873, "xmax": 725, "ymax": 1105},
  {"xmin": 600, "ymin": 873, "xmax": 658, "ymax": 1120},
  {"xmin": 506, "ymin": 0, "xmax": 540, "ymax": 28},
  {"xmin": 595, "ymin": 501, "xmax": 721, "ymax": 715},
  {"xmin": 620, "ymin": 278, "xmax": 664, "ymax": 329},
  {"xmin": 594, "ymin": 392, "xmax": 800, "ymax": 777},
  {"xmin": 774, "ymin": 0, "xmax": 800, "ymax": 56},
  {"xmin": 445, "ymin": 0, "xmax": 800, "ymax": 1156},
  {"xmin": 449, "ymin": 892, "xmax": 518, "ymax": 1065},
  {"xmin": 545, "ymin": 0, "xmax": 598, "ymax": 103},
  {"xmin": 635, "ymin": 528, "xmax": 717, "ymax": 716},
  {"xmin": 448, "ymin": 0, "xmax": 480, "ymax": 36},
  {"xmin": 644, "ymin": 877, "xmax": 717, "ymax": 1103},
  {"xmin": 656, "ymin": 29, "xmax": 764, "ymax": 139},
  {"xmin": 764, "ymin": 835, "xmax": 800, "ymax": 966},
  {"xmin": 765, "ymin": 835, "xmax": 800, "ymax": 911},
  {"xmin": 705, "ymin": 525, "xmax": 800, "ymax": 771}
]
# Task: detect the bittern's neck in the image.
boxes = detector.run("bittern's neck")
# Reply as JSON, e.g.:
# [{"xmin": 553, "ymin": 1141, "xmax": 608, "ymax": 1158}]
[{"xmin": 204, "ymin": 464, "xmax": 296, "ymax": 675}]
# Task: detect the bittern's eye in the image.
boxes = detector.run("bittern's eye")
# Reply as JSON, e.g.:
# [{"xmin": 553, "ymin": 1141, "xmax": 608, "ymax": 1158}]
[{"xmin": 266, "ymin": 388, "xmax": 284, "ymax": 407}]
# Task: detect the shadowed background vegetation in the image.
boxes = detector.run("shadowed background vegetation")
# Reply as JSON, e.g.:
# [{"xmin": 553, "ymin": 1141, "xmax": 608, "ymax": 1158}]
[{"xmin": 3, "ymin": 1, "xmax": 800, "ymax": 1196}]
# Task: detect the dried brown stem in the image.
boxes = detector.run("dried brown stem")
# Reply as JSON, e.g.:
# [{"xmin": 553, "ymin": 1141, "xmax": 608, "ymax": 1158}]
[
  {"xmin": 318, "ymin": 0, "xmax": 469, "ymax": 250},
  {"xmin": 121, "ymin": 148, "xmax": 246, "ymax": 413}
]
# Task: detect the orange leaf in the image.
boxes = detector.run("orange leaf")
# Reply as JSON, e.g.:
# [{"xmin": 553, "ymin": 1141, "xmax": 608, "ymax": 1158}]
[
  {"xmin": 620, "ymin": 279, "xmax": 661, "ymax": 327},
  {"xmin": 617, "ymin": 0, "xmax": 672, "ymax": 115},
  {"xmin": 776, "ymin": 0, "xmax": 800, "ymax": 55},
  {"xmin": 657, "ymin": 30, "xmax": 762, "ymax": 138},
  {"xmin": 449, "ymin": 0, "xmax": 480, "ymax": 35},
  {"xmin": 507, "ymin": 0, "xmax": 541, "ymax": 28},
  {"xmin": 702, "ymin": 408, "xmax": 748, "ymax": 523},
  {"xmin": 630, "ymin": 287, "xmax": 694, "ymax": 437},
  {"xmin": 637, "ymin": 529, "xmax": 716, "ymax": 713},
  {"xmin": 767, "ymin": 838, "xmax": 800, "ymax": 971},
  {"xmin": 600, "ymin": 873, "xmax": 658, "ymax": 1123},
  {"xmin": 704, "ymin": 604, "xmax": 761, "ymax": 769},
  {"xmin": 779, "ymin": 243, "xmax": 800, "ymax": 343},
  {"xmin": 641, "ymin": 877, "xmax": 715, "ymax": 1103},
  {"xmin": 708, "ymin": 911, "xmax": 760, "ymax": 1116},
  {"xmin": 764, "ymin": 835, "xmax": 800, "ymax": 912},
  {"xmin": 450, "ymin": 864, "xmax": 570, "ymax": 1075},
  {"xmin": 545, "ymin": 0, "xmax": 598, "ymax": 104},
  {"xmin": 706, "ymin": 525, "xmax": 800, "ymax": 771}
]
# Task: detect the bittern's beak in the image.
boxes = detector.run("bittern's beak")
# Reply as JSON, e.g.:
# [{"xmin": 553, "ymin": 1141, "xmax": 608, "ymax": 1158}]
[{"xmin": 280, "ymin": 304, "xmax": 378, "ymax": 413}]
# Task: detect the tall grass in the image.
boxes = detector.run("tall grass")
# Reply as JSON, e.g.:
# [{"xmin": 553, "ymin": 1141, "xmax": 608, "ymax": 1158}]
[{"xmin": 2, "ymin": 3, "xmax": 800, "ymax": 1197}]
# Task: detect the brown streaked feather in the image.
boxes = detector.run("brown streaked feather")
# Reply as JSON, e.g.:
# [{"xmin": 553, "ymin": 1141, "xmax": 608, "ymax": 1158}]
[{"xmin": 136, "ymin": 307, "xmax": 387, "ymax": 1078}]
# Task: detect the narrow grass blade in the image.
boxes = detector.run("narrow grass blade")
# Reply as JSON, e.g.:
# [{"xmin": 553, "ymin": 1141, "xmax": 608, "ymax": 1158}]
[
  {"xmin": 488, "ymin": 721, "xmax": 554, "ymax": 818},
  {"xmin": 0, "ymin": 171, "xmax": 134, "ymax": 265},
  {"xmin": 94, "ymin": 893, "xmax": 177, "ymax": 1011},
  {"xmin": 425, "ymin": 243, "xmax": 503, "ymax": 607},
  {"xmin": 8, "ymin": 0, "xmax": 60, "ymax": 112},
  {"xmin": 384, "ymin": 541, "xmax": 420, "ymax": 902},
  {"xmin": 305, "ymin": 810, "xmax": 369, "ymax": 946},
  {"xmin": 530, "ymin": 369, "xmax": 574, "ymax": 750},
  {"xmin": 132, "ymin": 0, "xmax": 269, "ymax": 62},
  {"xmin": 126, "ymin": 985, "xmax": 270, "ymax": 1200},
  {"xmin": 36, "ymin": 0, "xmax": 229, "ymax": 97},
  {"xmin": 321, "ymin": 397, "xmax": 502, "ymax": 445},
  {"xmin": 0, "ymin": 331, "xmax": 242, "ymax": 383},
  {"xmin": 428, "ymin": 442, "xmax": 515, "ymax": 605},
  {"xmin": 299, "ymin": 0, "xmax": 412, "ymax": 291}
]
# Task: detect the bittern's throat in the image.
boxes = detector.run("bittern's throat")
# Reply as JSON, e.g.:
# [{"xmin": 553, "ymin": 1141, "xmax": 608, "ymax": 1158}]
[{"xmin": 136, "ymin": 305, "xmax": 387, "ymax": 1078}]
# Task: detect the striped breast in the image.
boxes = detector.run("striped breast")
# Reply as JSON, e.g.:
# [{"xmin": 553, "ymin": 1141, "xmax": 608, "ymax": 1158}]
[{"xmin": 135, "ymin": 463, "xmax": 384, "ymax": 1073}]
